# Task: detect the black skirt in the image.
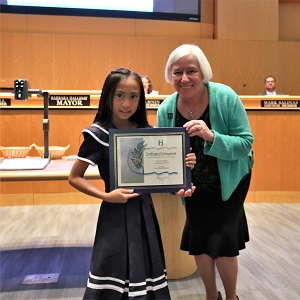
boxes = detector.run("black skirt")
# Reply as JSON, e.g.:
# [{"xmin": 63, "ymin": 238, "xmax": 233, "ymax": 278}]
[
  {"xmin": 83, "ymin": 194, "xmax": 171, "ymax": 300},
  {"xmin": 181, "ymin": 172, "xmax": 251, "ymax": 259}
]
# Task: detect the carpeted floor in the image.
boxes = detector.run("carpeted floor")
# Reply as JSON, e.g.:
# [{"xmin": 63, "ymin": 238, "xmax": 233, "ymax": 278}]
[{"xmin": 1, "ymin": 203, "xmax": 299, "ymax": 299}]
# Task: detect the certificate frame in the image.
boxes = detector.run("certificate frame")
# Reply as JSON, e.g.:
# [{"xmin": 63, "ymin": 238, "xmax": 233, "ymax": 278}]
[{"xmin": 109, "ymin": 127, "xmax": 191, "ymax": 193}]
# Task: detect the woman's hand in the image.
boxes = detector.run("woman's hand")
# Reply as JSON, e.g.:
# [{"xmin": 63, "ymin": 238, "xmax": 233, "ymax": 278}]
[{"xmin": 184, "ymin": 120, "xmax": 214, "ymax": 143}]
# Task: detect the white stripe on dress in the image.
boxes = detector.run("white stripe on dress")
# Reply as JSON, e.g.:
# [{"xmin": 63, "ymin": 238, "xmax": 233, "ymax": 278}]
[
  {"xmin": 89, "ymin": 273, "xmax": 126, "ymax": 285},
  {"xmin": 87, "ymin": 272, "xmax": 168, "ymax": 297},
  {"xmin": 91, "ymin": 123, "xmax": 109, "ymax": 134},
  {"xmin": 77, "ymin": 156, "xmax": 96, "ymax": 166},
  {"xmin": 82, "ymin": 128, "xmax": 109, "ymax": 147}
]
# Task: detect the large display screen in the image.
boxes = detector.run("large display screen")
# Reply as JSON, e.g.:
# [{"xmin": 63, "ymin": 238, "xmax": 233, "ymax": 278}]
[{"xmin": 0, "ymin": 0, "xmax": 201, "ymax": 22}]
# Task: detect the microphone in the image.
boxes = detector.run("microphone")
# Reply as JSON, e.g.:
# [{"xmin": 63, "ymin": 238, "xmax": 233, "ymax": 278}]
[{"xmin": 237, "ymin": 83, "xmax": 247, "ymax": 94}]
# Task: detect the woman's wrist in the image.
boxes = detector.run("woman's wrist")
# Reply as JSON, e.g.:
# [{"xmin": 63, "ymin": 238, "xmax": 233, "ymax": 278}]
[{"xmin": 208, "ymin": 132, "xmax": 214, "ymax": 144}]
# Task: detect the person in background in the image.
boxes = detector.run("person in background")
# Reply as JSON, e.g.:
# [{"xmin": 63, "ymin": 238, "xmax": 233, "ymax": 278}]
[
  {"xmin": 257, "ymin": 76, "xmax": 286, "ymax": 95},
  {"xmin": 141, "ymin": 75, "xmax": 159, "ymax": 95},
  {"xmin": 68, "ymin": 67, "xmax": 196, "ymax": 300},
  {"xmin": 157, "ymin": 44, "xmax": 254, "ymax": 300}
]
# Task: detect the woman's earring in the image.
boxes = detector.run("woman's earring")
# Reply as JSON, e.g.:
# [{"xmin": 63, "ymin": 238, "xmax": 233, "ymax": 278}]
[{"xmin": 137, "ymin": 105, "xmax": 140, "ymax": 109}]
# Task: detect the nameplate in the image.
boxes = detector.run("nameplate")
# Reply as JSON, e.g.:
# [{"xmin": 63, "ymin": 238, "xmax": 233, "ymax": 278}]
[
  {"xmin": 49, "ymin": 95, "xmax": 90, "ymax": 107},
  {"xmin": 146, "ymin": 99, "xmax": 163, "ymax": 109},
  {"xmin": 261, "ymin": 100, "xmax": 300, "ymax": 108},
  {"xmin": 0, "ymin": 98, "xmax": 11, "ymax": 106}
]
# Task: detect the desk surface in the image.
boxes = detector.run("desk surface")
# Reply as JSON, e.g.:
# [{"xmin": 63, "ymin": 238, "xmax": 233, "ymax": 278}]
[{"xmin": 0, "ymin": 157, "xmax": 100, "ymax": 181}]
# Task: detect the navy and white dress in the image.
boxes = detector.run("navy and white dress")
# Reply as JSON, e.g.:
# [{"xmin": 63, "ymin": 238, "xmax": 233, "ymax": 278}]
[{"xmin": 77, "ymin": 123, "xmax": 170, "ymax": 300}]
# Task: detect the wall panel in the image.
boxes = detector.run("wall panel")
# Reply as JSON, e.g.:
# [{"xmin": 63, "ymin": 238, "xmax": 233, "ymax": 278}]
[
  {"xmin": 1, "ymin": 0, "xmax": 300, "ymax": 95},
  {"xmin": 1, "ymin": 33, "xmax": 299, "ymax": 95},
  {"xmin": 279, "ymin": 2, "xmax": 300, "ymax": 41},
  {"xmin": 215, "ymin": 0, "xmax": 279, "ymax": 41}
]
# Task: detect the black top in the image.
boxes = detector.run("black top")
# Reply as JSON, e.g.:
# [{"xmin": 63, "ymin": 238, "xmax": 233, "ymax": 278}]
[{"xmin": 176, "ymin": 106, "xmax": 221, "ymax": 192}]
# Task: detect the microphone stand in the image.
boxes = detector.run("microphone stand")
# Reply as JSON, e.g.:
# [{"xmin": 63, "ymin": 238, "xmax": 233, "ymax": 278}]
[
  {"xmin": 29, "ymin": 90, "xmax": 50, "ymax": 159},
  {"xmin": 0, "ymin": 88, "xmax": 51, "ymax": 170},
  {"xmin": 42, "ymin": 91, "xmax": 49, "ymax": 159}
]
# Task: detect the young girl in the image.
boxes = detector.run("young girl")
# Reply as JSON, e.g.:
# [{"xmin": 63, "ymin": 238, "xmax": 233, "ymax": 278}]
[{"xmin": 68, "ymin": 68, "xmax": 195, "ymax": 299}]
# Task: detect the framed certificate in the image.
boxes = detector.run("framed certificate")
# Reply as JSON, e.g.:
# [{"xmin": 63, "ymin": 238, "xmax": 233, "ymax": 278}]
[{"xmin": 109, "ymin": 127, "xmax": 191, "ymax": 193}]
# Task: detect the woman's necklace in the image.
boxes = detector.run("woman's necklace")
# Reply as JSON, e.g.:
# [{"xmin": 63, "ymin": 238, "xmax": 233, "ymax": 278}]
[
  {"xmin": 181, "ymin": 86, "xmax": 205, "ymax": 119},
  {"xmin": 182, "ymin": 100, "xmax": 201, "ymax": 119}
]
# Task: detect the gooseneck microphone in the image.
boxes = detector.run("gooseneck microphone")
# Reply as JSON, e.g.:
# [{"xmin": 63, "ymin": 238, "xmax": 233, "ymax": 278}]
[{"xmin": 237, "ymin": 83, "xmax": 247, "ymax": 94}]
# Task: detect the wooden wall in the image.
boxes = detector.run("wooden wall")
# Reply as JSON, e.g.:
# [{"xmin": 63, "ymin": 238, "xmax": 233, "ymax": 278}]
[{"xmin": 0, "ymin": 0, "xmax": 299, "ymax": 96}]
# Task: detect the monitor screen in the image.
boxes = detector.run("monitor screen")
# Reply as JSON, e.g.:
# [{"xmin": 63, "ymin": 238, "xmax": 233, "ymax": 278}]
[{"xmin": 0, "ymin": 0, "xmax": 201, "ymax": 22}]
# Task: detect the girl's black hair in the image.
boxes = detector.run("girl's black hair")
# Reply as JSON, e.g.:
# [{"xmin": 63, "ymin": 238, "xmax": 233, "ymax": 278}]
[{"xmin": 94, "ymin": 68, "xmax": 150, "ymax": 128}]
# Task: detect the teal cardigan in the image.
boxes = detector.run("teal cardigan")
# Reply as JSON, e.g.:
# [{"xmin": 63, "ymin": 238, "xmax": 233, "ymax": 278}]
[{"xmin": 157, "ymin": 82, "xmax": 254, "ymax": 201}]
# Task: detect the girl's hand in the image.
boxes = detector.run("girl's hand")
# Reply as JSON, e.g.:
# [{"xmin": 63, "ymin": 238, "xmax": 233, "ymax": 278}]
[
  {"xmin": 104, "ymin": 188, "xmax": 140, "ymax": 203},
  {"xmin": 69, "ymin": 160, "xmax": 140, "ymax": 204},
  {"xmin": 175, "ymin": 183, "xmax": 196, "ymax": 198},
  {"xmin": 186, "ymin": 150, "xmax": 196, "ymax": 169}
]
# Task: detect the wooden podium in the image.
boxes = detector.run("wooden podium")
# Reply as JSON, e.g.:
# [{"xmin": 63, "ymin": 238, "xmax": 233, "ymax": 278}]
[{"xmin": 151, "ymin": 193, "xmax": 197, "ymax": 280}]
